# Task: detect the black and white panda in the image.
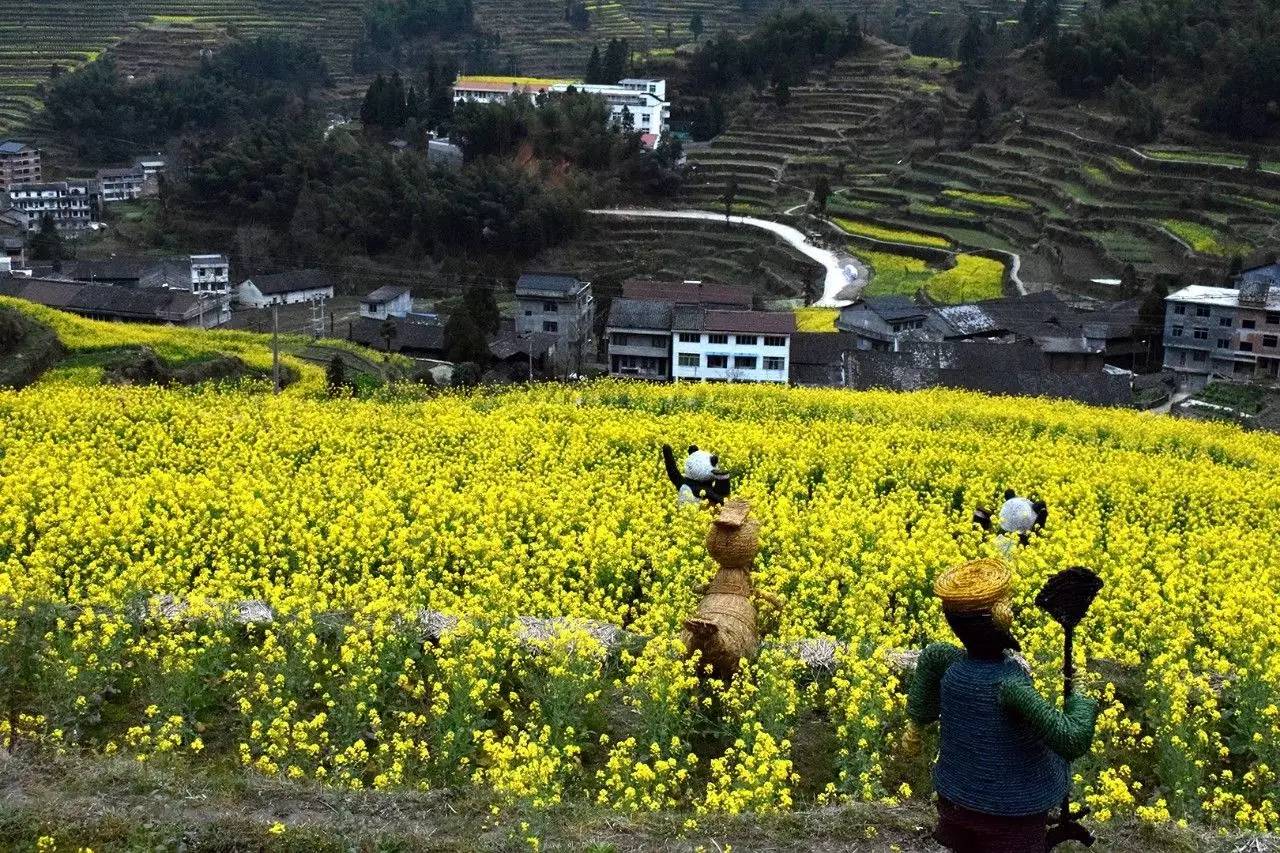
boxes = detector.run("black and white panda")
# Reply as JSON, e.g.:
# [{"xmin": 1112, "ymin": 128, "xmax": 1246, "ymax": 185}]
[
  {"xmin": 662, "ymin": 444, "xmax": 731, "ymax": 506},
  {"xmin": 973, "ymin": 489, "xmax": 1049, "ymax": 547}
]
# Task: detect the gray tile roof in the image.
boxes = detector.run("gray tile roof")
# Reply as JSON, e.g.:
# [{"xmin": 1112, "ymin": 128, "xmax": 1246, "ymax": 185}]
[
  {"xmin": 622, "ymin": 279, "xmax": 752, "ymax": 309},
  {"xmin": 0, "ymin": 141, "xmax": 33, "ymax": 155},
  {"xmin": 246, "ymin": 269, "xmax": 336, "ymax": 295},
  {"xmin": 607, "ymin": 297, "xmax": 673, "ymax": 330},
  {"xmin": 864, "ymin": 296, "xmax": 928, "ymax": 323},
  {"xmin": 364, "ymin": 284, "xmax": 411, "ymax": 304},
  {"xmin": 348, "ymin": 315, "xmax": 444, "ymax": 355},
  {"xmin": 516, "ymin": 272, "xmax": 586, "ymax": 296}
]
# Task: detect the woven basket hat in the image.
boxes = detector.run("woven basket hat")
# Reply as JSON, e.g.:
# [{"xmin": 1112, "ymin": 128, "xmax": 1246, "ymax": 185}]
[{"xmin": 934, "ymin": 558, "xmax": 1011, "ymax": 614}]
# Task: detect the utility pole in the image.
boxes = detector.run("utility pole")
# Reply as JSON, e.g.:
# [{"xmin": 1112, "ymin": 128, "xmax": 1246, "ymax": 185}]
[{"xmin": 271, "ymin": 302, "xmax": 281, "ymax": 394}]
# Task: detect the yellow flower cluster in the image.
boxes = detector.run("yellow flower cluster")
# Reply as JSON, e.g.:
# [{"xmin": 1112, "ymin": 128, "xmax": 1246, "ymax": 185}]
[{"xmin": 0, "ymin": 380, "xmax": 1278, "ymax": 829}]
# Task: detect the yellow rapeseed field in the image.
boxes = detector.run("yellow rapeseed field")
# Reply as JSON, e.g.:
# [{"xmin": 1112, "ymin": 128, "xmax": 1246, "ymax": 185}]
[{"xmin": 0, "ymin": 379, "xmax": 1277, "ymax": 830}]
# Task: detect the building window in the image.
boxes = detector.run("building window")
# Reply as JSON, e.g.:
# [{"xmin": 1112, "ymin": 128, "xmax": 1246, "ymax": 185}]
[
  {"xmin": 1173, "ymin": 304, "xmax": 1185, "ymax": 315},
  {"xmin": 1219, "ymin": 316, "xmax": 1233, "ymax": 327},
  {"xmin": 1266, "ymin": 335, "xmax": 1279, "ymax": 348},
  {"xmin": 1240, "ymin": 341, "xmax": 1254, "ymax": 352},
  {"xmin": 1218, "ymin": 338, "xmax": 1230, "ymax": 349},
  {"xmin": 524, "ymin": 310, "xmax": 533, "ymax": 317},
  {"xmin": 1243, "ymin": 319, "xmax": 1257, "ymax": 329},
  {"xmin": 678, "ymin": 332, "xmax": 700, "ymax": 343},
  {"xmin": 1195, "ymin": 307, "xmax": 1210, "ymax": 317},
  {"xmin": 543, "ymin": 301, "xmax": 558, "ymax": 312},
  {"xmin": 543, "ymin": 321, "xmax": 558, "ymax": 333},
  {"xmin": 678, "ymin": 353, "xmax": 699, "ymax": 368},
  {"xmin": 764, "ymin": 356, "xmax": 785, "ymax": 371},
  {"xmin": 735, "ymin": 335, "xmax": 758, "ymax": 346},
  {"xmin": 1193, "ymin": 328, "xmax": 1208, "ymax": 340},
  {"xmin": 1192, "ymin": 351, "xmax": 1207, "ymax": 362},
  {"xmin": 611, "ymin": 333, "xmax": 628, "ymax": 346},
  {"xmin": 708, "ymin": 333, "xmax": 729, "ymax": 345},
  {"xmin": 763, "ymin": 336, "xmax": 786, "ymax": 347},
  {"xmin": 706, "ymin": 354, "xmax": 728, "ymax": 368},
  {"xmin": 1171, "ymin": 325, "xmax": 1183, "ymax": 337},
  {"xmin": 734, "ymin": 355, "xmax": 757, "ymax": 370}
]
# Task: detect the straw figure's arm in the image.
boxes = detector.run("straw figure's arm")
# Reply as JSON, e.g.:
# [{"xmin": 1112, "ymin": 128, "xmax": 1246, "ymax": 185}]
[
  {"xmin": 999, "ymin": 678, "xmax": 1100, "ymax": 761},
  {"xmin": 907, "ymin": 642, "xmax": 965, "ymax": 725},
  {"xmin": 904, "ymin": 642, "xmax": 964, "ymax": 755}
]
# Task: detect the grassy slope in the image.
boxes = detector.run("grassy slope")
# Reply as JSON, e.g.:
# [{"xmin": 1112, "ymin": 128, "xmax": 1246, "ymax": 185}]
[
  {"xmin": 0, "ymin": 297, "xmax": 409, "ymax": 391},
  {"xmin": 0, "ymin": 751, "xmax": 1229, "ymax": 853}
]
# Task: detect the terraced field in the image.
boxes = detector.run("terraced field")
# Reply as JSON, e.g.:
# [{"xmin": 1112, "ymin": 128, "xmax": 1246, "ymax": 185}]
[
  {"xmin": 472, "ymin": 0, "xmax": 865, "ymax": 78},
  {"xmin": 0, "ymin": 0, "xmax": 365, "ymax": 134},
  {"xmin": 532, "ymin": 214, "xmax": 825, "ymax": 300},
  {"xmin": 683, "ymin": 37, "xmax": 1280, "ymax": 298}
]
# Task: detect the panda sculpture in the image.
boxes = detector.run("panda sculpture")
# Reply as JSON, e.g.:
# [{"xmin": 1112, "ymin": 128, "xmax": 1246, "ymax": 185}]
[
  {"xmin": 662, "ymin": 444, "xmax": 731, "ymax": 506},
  {"xmin": 973, "ymin": 489, "xmax": 1049, "ymax": 548}
]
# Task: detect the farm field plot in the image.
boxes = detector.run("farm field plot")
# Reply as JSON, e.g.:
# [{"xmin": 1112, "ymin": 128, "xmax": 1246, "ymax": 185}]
[
  {"xmin": 0, "ymin": 0, "xmax": 365, "ymax": 133},
  {"xmin": 0, "ymin": 310, "xmax": 1278, "ymax": 832}
]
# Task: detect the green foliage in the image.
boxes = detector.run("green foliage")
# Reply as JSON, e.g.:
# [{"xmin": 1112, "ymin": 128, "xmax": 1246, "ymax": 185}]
[
  {"xmin": 44, "ymin": 36, "xmax": 330, "ymax": 162},
  {"xmin": 687, "ymin": 10, "xmax": 862, "ymax": 92},
  {"xmin": 1107, "ymin": 76, "xmax": 1162, "ymax": 143},
  {"xmin": 361, "ymin": 57, "xmax": 456, "ymax": 133},
  {"xmin": 27, "ymin": 215, "xmax": 65, "ymax": 262},
  {"xmin": 362, "ymin": 0, "xmax": 473, "ymax": 53},
  {"xmin": 326, "ymin": 354, "xmax": 347, "ymax": 396},
  {"xmin": 444, "ymin": 312, "xmax": 489, "ymax": 364},
  {"xmin": 463, "ymin": 283, "xmax": 500, "ymax": 335}
]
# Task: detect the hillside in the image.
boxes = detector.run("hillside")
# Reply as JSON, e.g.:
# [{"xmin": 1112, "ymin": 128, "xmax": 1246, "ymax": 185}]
[
  {"xmin": 0, "ymin": 296, "xmax": 411, "ymax": 392},
  {"xmin": 680, "ymin": 36, "xmax": 1280, "ymax": 301},
  {"xmin": 0, "ymin": 332, "xmax": 1277, "ymax": 841}
]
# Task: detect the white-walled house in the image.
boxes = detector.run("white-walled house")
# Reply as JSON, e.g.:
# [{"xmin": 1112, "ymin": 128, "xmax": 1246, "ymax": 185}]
[
  {"xmin": 238, "ymin": 269, "xmax": 336, "ymax": 307},
  {"xmin": 670, "ymin": 307, "xmax": 795, "ymax": 383},
  {"xmin": 190, "ymin": 254, "xmax": 230, "ymax": 296},
  {"xmin": 360, "ymin": 284, "xmax": 412, "ymax": 320},
  {"xmin": 452, "ymin": 76, "xmax": 671, "ymax": 146}
]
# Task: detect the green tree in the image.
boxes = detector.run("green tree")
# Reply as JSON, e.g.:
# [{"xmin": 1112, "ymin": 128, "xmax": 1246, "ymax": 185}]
[
  {"xmin": 326, "ymin": 353, "xmax": 348, "ymax": 396},
  {"xmin": 957, "ymin": 13, "xmax": 991, "ymax": 79},
  {"xmin": 722, "ymin": 176, "xmax": 738, "ymax": 223},
  {"xmin": 967, "ymin": 89, "xmax": 992, "ymax": 140},
  {"xmin": 444, "ymin": 310, "xmax": 490, "ymax": 363},
  {"xmin": 690, "ymin": 11, "xmax": 704, "ymax": 41},
  {"xmin": 380, "ymin": 317, "xmax": 398, "ymax": 354},
  {"xmin": 773, "ymin": 75, "xmax": 791, "ymax": 109},
  {"xmin": 585, "ymin": 46, "xmax": 603, "ymax": 84},
  {"xmin": 463, "ymin": 283, "xmax": 500, "ymax": 334},
  {"xmin": 813, "ymin": 175, "xmax": 831, "ymax": 213},
  {"xmin": 27, "ymin": 214, "xmax": 64, "ymax": 262}
]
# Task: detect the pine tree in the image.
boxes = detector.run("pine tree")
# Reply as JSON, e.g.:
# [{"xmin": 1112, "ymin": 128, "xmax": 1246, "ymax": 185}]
[
  {"xmin": 585, "ymin": 46, "xmax": 602, "ymax": 84},
  {"xmin": 690, "ymin": 11, "xmax": 704, "ymax": 41},
  {"xmin": 326, "ymin": 354, "xmax": 347, "ymax": 396},
  {"xmin": 967, "ymin": 90, "xmax": 992, "ymax": 140},
  {"xmin": 361, "ymin": 74, "xmax": 386, "ymax": 127},
  {"xmin": 28, "ymin": 214, "xmax": 64, "ymax": 262}
]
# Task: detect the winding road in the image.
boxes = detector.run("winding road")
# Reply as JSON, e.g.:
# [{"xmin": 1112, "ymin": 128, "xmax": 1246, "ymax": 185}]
[{"xmin": 589, "ymin": 208, "xmax": 867, "ymax": 307}]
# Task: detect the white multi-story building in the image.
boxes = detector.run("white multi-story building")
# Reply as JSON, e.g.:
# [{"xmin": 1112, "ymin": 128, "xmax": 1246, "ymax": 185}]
[
  {"xmin": 670, "ymin": 306, "xmax": 795, "ymax": 383},
  {"xmin": 190, "ymin": 254, "xmax": 230, "ymax": 295},
  {"xmin": 4, "ymin": 181, "xmax": 94, "ymax": 231},
  {"xmin": 97, "ymin": 167, "xmax": 145, "ymax": 203},
  {"xmin": 453, "ymin": 76, "xmax": 670, "ymax": 146}
]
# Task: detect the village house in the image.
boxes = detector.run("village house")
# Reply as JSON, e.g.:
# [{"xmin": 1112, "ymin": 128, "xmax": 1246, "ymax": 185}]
[
  {"xmin": 0, "ymin": 140, "xmax": 40, "ymax": 191},
  {"xmin": 452, "ymin": 76, "xmax": 671, "ymax": 146},
  {"xmin": 96, "ymin": 167, "xmax": 146, "ymax": 203},
  {"xmin": 359, "ymin": 284, "xmax": 413, "ymax": 320},
  {"xmin": 515, "ymin": 272, "xmax": 594, "ymax": 371},
  {"xmin": 607, "ymin": 298, "xmax": 673, "ymax": 379},
  {"xmin": 1163, "ymin": 275, "xmax": 1280, "ymax": 389},
  {"xmin": 835, "ymin": 296, "xmax": 929, "ymax": 350},
  {"xmin": 0, "ymin": 275, "xmax": 226, "ymax": 327},
  {"xmin": 347, "ymin": 314, "xmax": 446, "ymax": 359},
  {"xmin": 670, "ymin": 307, "xmax": 795, "ymax": 383},
  {"xmin": 621, "ymin": 279, "xmax": 753, "ymax": 310},
  {"xmin": 237, "ymin": 269, "xmax": 336, "ymax": 308},
  {"xmin": 4, "ymin": 180, "xmax": 95, "ymax": 231}
]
